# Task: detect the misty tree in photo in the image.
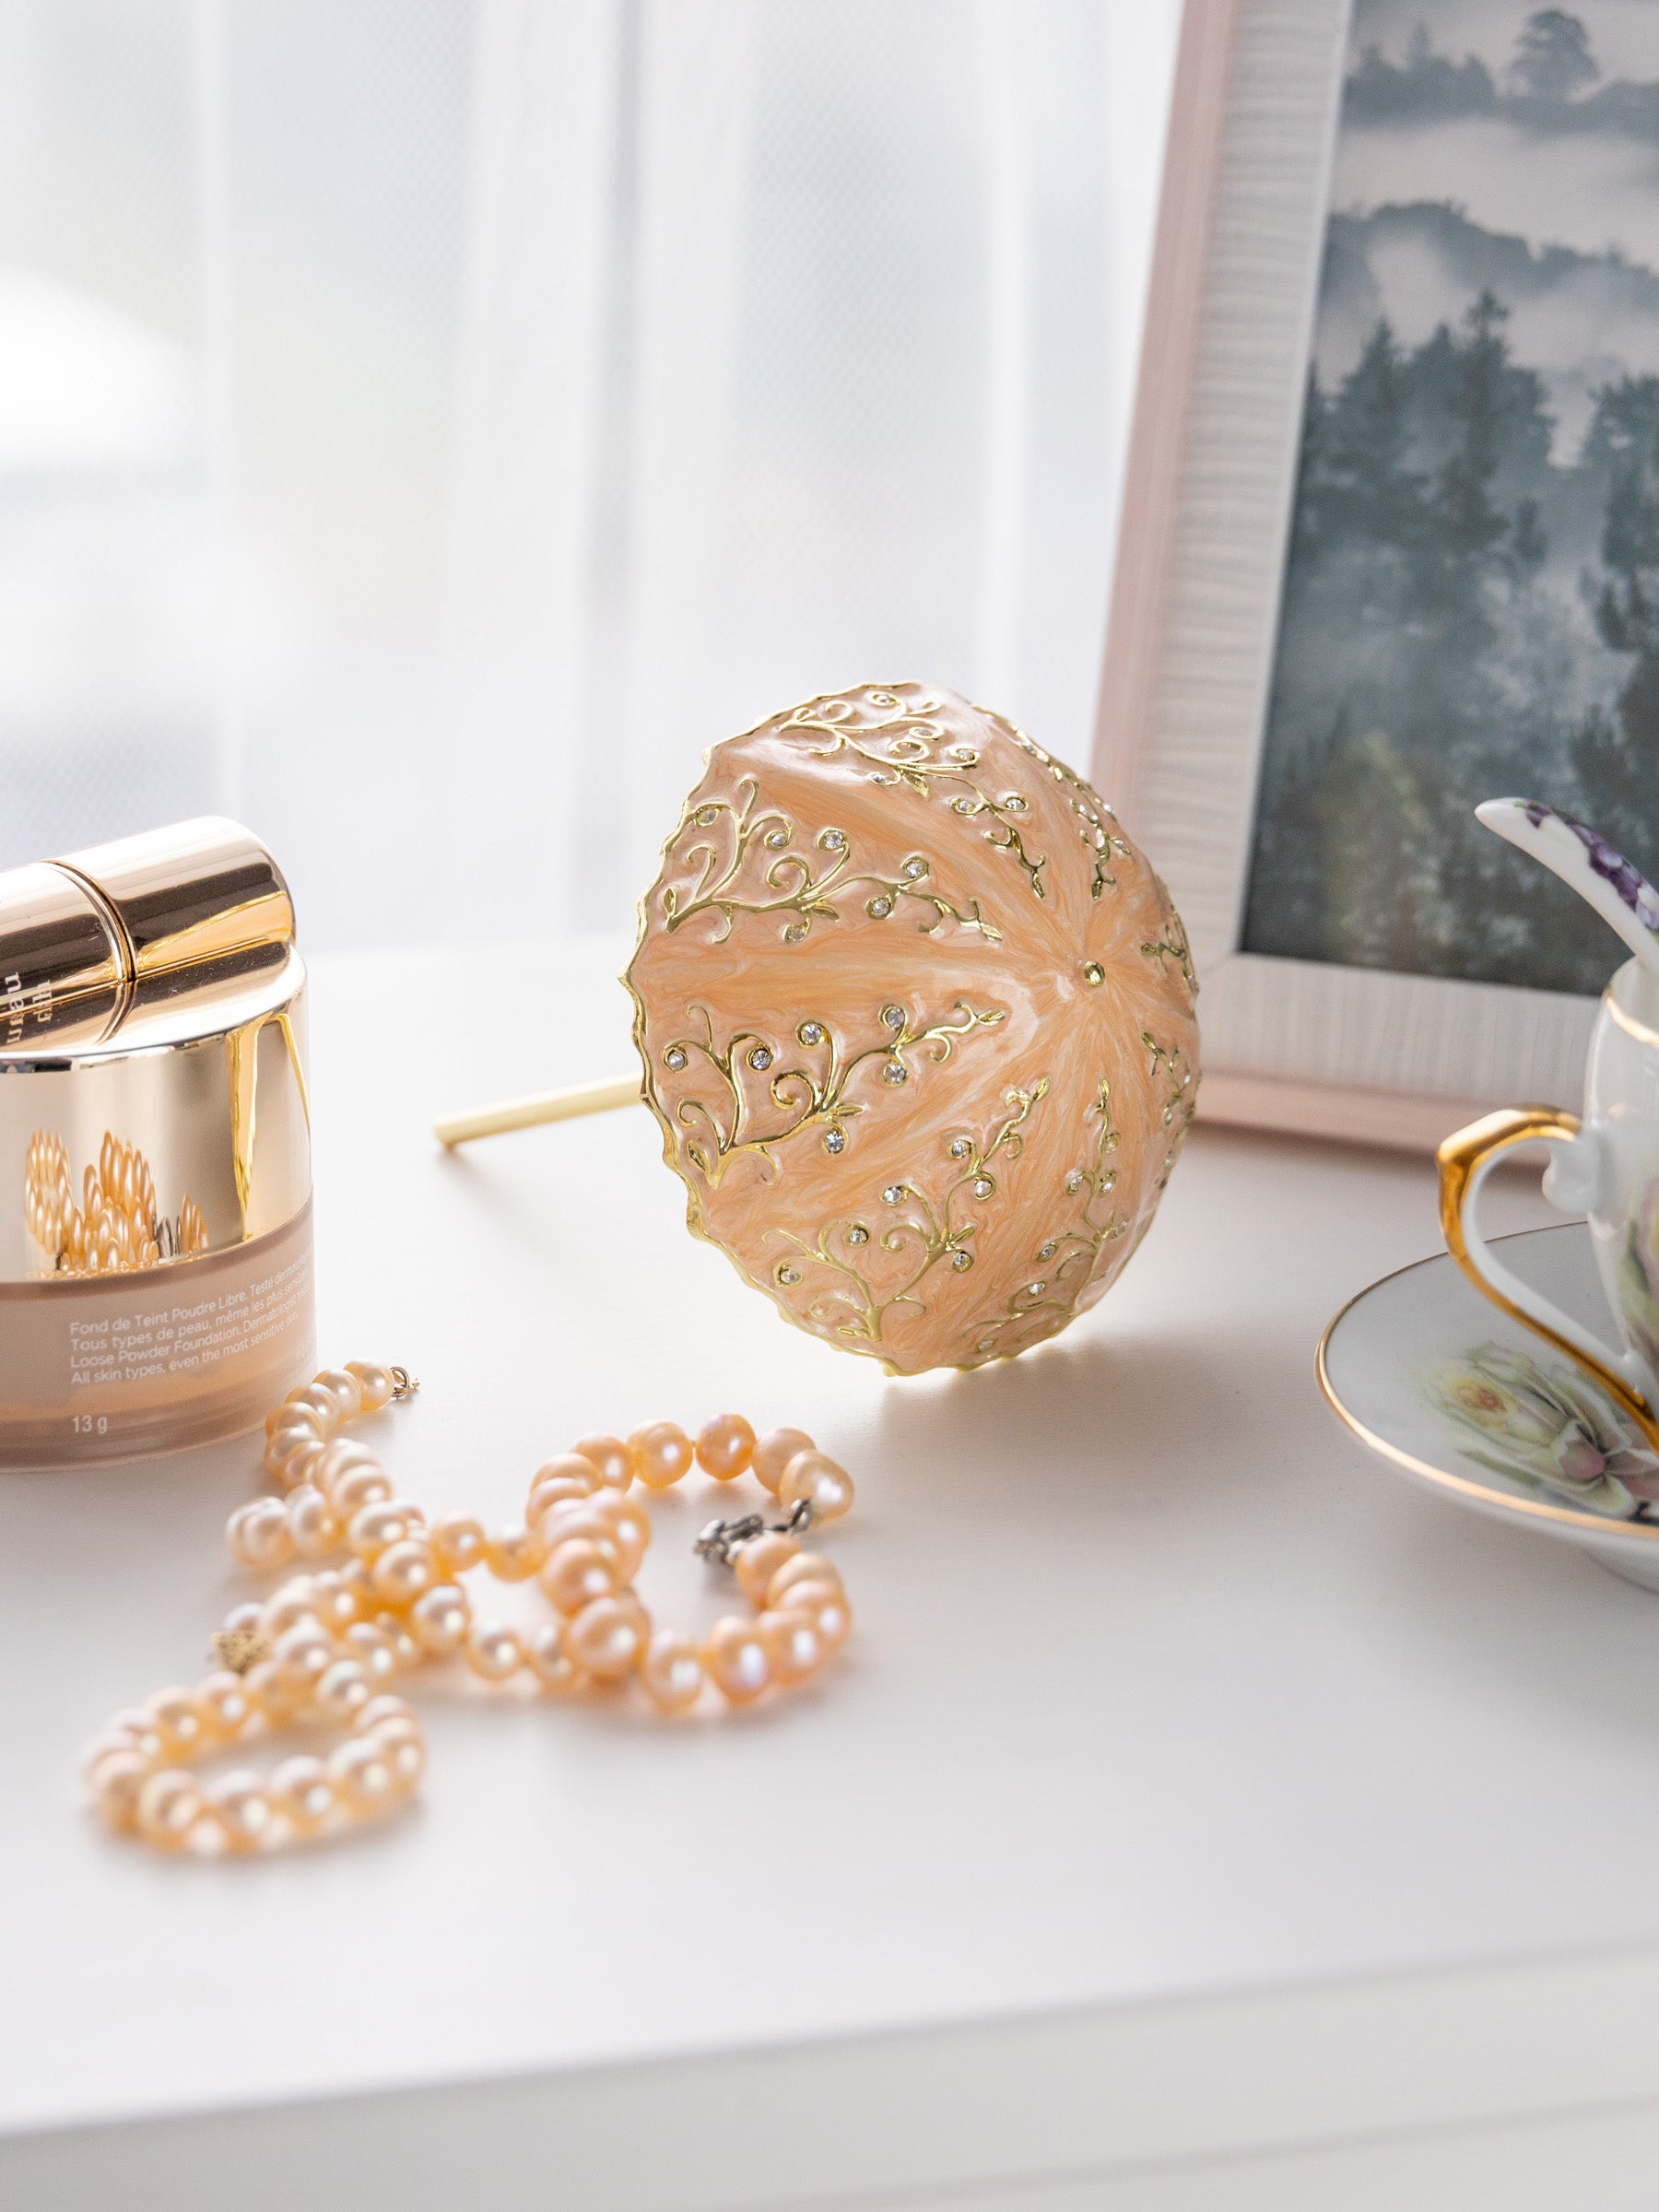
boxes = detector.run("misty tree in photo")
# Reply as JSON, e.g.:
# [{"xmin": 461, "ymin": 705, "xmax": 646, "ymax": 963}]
[{"xmin": 1243, "ymin": 4, "xmax": 1659, "ymax": 994}]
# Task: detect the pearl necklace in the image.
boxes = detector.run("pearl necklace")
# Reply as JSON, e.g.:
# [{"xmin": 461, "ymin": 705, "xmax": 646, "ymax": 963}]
[{"xmin": 82, "ymin": 1364, "xmax": 855, "ymax": 1854}]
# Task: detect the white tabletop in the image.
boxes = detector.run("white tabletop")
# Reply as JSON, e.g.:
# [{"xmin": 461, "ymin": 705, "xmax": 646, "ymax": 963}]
[{"xmin": 6, "ymin": 941, "xmax": 1659, "ymax": 2211}]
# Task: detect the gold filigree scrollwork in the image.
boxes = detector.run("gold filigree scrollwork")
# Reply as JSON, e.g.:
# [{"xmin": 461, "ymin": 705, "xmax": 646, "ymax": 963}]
[
  {"xmin": 1143, "ymin": 1030, "xmax": 1198, "ymax": 1191},
  {"xmin": 1139, "ymin": 874, "xmax": 1197, "ymax": 999},
  {"xmin": 782, "ymin": 691, "xmax": 1049, "ymax": 901},
  {"xmin": 659, "ymin": 776, "xmax": 1001, "ymax": 945},
  {"xmin": 1002, "ymin": 719, "xmax": 1134, "ymax": 900},
  {"xmin": 970, "ymin": 1077, "xmax": 1129, "ymax": 1359},
  {"xmin": 767, "ymin": 1079, "xmax": 1049, "ymax": 1345},
  {"xmin": 662, "ymin": 1000, "xmax": 1006, "ymax": 1186},
  {"xmin": 24, "ymin": 1128, "xmax": 208, "ymax": 1277}
]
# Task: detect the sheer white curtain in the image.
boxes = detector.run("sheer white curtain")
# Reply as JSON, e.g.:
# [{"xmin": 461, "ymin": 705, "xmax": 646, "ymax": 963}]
[{"xmin": 0, "ymin": 0, "xmax": 1180, "ymax": 949}]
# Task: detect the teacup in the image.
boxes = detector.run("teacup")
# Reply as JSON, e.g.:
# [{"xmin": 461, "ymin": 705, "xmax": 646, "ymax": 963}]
[{"xmin": 1439, "ymin": 958, "xmax": 1659, "ymax": 1449}]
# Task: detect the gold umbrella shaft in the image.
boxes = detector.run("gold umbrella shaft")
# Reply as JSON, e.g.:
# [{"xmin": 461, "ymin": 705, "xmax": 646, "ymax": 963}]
[{"xmin": 435, "ymin": 1075, "xmax": 640, "ymax": 1148}]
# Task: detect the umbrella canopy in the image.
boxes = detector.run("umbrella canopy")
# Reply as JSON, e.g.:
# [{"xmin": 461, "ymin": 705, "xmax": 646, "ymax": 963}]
[{"xmin": 625, "ymin": 683, "xmax": 1199, "ymax": 1374}]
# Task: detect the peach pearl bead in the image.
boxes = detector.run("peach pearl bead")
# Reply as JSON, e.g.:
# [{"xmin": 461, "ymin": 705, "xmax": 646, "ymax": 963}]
[
  {"xmin": 587, "ymin": 1493, "xmax": 650, "ymax": 1577},
  {"xmin": 136, "ymin": 1769, "xmax": 206, "ymax": 1847},
  {"xmin": 287, "ymin": 1486, "xmax": 340, "ymax": 1559},
  {"xmin": 430, "ymin": 1513, "xmax": 487, "ymax": 1577},
  {"xmin": 772, "ymin": 1577, "xmax": 851, "ymax": 1650},
  {"xmin": 766, "ymin": 1552, "xmax": 841, "ymax": 1607},
  {"xmin": 540, "ymin": 1538, "xmax": 620, "ymax": 1616},
  {"xmin": 272, "ymin": 1622, "xmax": 333, "ymax": 1692},
  {"xmin": 629, "ymin": 1421, "xmax": 693, "ymax": 1489},
  {"xmin": 338, "ymin": 1559, "xmax": 377, "ymax": 1618},
  {"xmin": 331, "ymin": 1464, "xmax": 394, "ymax": 1518},
  {"xmin": 733, "ymin": 1531, "xmax": 798, "ymax": 1603},
  {"xmin": 366, "ymin": 1720, "xmax": 425, "ymax": 1789},
  {"xmin": 568, "ymin": 1594, "xmax": 648, "ymax": 1677},
  {"xmin": 207, "ymin": 1771, "xmax": 276, "ymax": 1852},
  {"xmin": 260, "ymin": 1581, "xmax": 319, "ymax": 1639},
  {"xmin": 287, "ymin": 1382, "xmax": 341, "ymax": 1430},
  {"xmin": 228, "ymin": 1497, "xmax": 293, "ymax": 1569},
  {"xmin": 529, "ymin": 1477, "xmax": 600, "ymax": 1529},
  {"xmin": 265, "ymin": 1428, "xmax": 323, "ymax": 1485},
  {"xmin": 752, "ymin": 1426, "xmax": 815, "ymax": 1496},
  {"xmin": 147, "ymin": 1688, "xmax": 208, "ymax": 1760},
  {"xmin": 695, "ymin": 1413, "xmax": 756, "ymax": 1480},
  {"xmin": 345, "ymin": 1620, "xmax": 400, "ymax": 1682},
  {"xmin": 312, "ymin": 1368, "xmax": 364, "ymax": 1421},
  {"xmin": 571, "ymin": 1433, "xmax": 632, "ymax": 1489},
  {"xmin": 313, "ymin": 1438, "xmax": 385, "ymax": 1498},
  {"xmin": 327, "ymin": 1736, "xmax": 398, "ymax": 1813},
  {"xmin": 349, "ymin": 1500, "xmax": 419, "ymax": 1560},
  {"xmin": 88, "ymin": 1749, "xmax": 151, "ymax": 1832},
  {"xmin": 310, "ymin": 1571, "xmax": 362, "ymax": 1632},
  {"xmin": 270, "ymin": 1755, "xmax": 335, "ymax": 1832},
  {"xmin": 371, "ymin": 1539, "xmax": 437, "ymax": 1606},
  {"xmin": 641, "ymin": 1630, "xmax": 705, "ymax": 1713},
  {"xmin": 778, "ymin": 1450, "xmax": 854, "ymax": 1524},
  {"xmin": 265, "ymin": 1398, "xmax": 324, "ymax": 1440},
  {"xmin": 410, "ymin": 1583, "xmax": 471, "ymax": 1653},
  {"xmin": 703, "ymin": 1617, "xmax": 772, "ymax": 1703},
  {"xmin": 243, "ymin": 1660, "xmax": 303, "ymax": 1723},
  {"xmin": 83, "ymin": 1727, "xmax": 152, "ymax": 1778},
  {"xmin": 536, "ymin": 1504, "xmax": 625, "ymax": 1571},
  {"xmin": 484, "ymin": 1522, "xmax": 548, "ymax": 1582},
  {"xmin": 314, "ymin": 1658, "xmax": 372, "ymax": 1723},
  {"xmin": 525, "ymin": 1620, "xmax": 587, "ymax": 1693},
  {"xmin": 346, "ymin": 1360, "xmax": 397, "ymax": 1411},
  {"xmin": 195, "ymin": 1671, "xmax": 253, "ymax": 1741},
  {"xmin": 374, "ymin": 1611, "xmax": 421, "ymax": 1667},
  {"xmin": 534, "ymin": 1451, "xmax": 602, "ymax": 1497},
  {"xmin": 759, "ymin": 1607, "xmax": 826, "ymax": 1684},
  {"xmin": 105, "ymin": 1707, "xmax": 165, "ymax": 1761},
  {"xmin": 465, "ymin": 1624, "xmax": 524, "ymax": 1681}
]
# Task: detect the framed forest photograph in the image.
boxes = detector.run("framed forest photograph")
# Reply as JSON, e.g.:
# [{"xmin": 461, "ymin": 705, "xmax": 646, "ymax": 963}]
[{"xmin": 1099, "ymin": 0, "xmax": 1659, "ymax": 1147}]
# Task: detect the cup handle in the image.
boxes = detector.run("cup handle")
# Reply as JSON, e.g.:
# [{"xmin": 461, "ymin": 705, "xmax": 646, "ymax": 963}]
[{"xmin": 1437, "ymin": 1106, "xmax": 1659, "ymax": 1450}]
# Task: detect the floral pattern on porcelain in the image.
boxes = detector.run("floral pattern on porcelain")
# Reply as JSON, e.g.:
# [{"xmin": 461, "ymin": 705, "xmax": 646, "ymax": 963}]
[
  {"xmin": 1520, "ymin": 801, "xmax": 1659, "ymax": 933},
  {"xmin": 1422, "ymin": 1341, "xmax": 1659, "ymax": 1519}
]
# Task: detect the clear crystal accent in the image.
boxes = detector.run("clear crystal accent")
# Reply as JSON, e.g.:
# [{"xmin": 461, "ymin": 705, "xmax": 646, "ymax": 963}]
[
  {"xmin": 747, "ymin": 1045, "xmax": 773, "ymax": 1071},
  {"xmin": 846, "ymin": 1223, "xmax": 869, "ymax": 1244},
  {"xmin": 1037, "ymin": 1241, "xmax": 1057, "ymax": 1261},
  {"xmin": 1025, "ymin": 1281, "xmax": 1046, "ymax": 1298},
  {"xmin": 765, "ymin": 828, "xmax": 789, "ymax": 849},
  {"xmin": 972, "ymin": 1177, "xmax": 993, "ymax": 1198},
  {"xmin": 1004, "ymin": 794, "xmax": 1029, "ymax": 812},
  {"xmin": 902, "ymin": 857, "xmax": 926, "ymax": 877},
  {"xmin": 866, "ymin": 896, "xmax": 893, "ymax": 917},
  {"xmin": 818, "ymin": 827, "xmax": 847, "ymax": 851},
  {"xmin": 951, "ymin": 796, "xmax": 976, "ymax": 815},
  {"xmin": 880, "ymin": 1003, "xmax": 905, "ymax": 1029},
  {"xmin": 950, "ymin": 1250, "xmax": 972, "ymax": 1271},
  {"xmin": 664, "ymin": 1047, "xmax": 688, "ymax": 1071},
  {"xmin": 783, "ymin": 923, "xmax": 807, "ymax": 943},
  {"xmin": 883, "ymin": 1183, "xmax": 906, "ymax": 1204},
  {"xmin": 948, "ymin": 1136, "xmax": 971, "ymax": 1159},
  {"xmin": 696, "ymin": 805, "xmax": 719, "ymax": 826},
  {"xmin": 776, "ymin": 1265, "xmax": 800, "ymax": 1287},
  {"xmin": 822, "ymin": 1127, "xmax": 845, "ymax": 1156},
  {"xmin": 798, "ymin": 1021, "xmax": 825, "ymax": 1046},
  {"xmin": 1065, "ymin": 1171, "xmax": 1086, "ymax": 1193},
  {"xmin": 883, "ymin": 1060, "xmax": 907, "ymax": 1085}
]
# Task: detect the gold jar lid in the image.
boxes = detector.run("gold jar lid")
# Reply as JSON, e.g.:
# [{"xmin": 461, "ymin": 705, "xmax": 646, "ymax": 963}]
[{"xmin": 0, "ymin": 819, "xmax": 310, "ymax": 1286}]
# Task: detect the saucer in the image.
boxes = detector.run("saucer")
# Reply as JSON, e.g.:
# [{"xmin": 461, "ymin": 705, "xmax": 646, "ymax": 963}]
[{"xmin": 1319, "ymin": 1222, "xmax": 1659, "ymax": 1593}]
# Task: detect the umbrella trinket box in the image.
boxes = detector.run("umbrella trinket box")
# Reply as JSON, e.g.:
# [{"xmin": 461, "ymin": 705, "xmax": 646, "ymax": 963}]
[{"xmin": 441, "ymin": 684, "xmax": 1199, "ymax": 1376}]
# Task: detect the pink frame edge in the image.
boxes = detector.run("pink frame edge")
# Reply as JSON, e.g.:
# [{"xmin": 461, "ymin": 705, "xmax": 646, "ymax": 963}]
[{"xmin": 1086, "ymin": 0, "xmax": 1493, "ymax": 1157}]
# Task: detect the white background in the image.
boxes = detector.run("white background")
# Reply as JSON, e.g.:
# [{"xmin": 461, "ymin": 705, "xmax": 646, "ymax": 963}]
[{"xmin": 0, "ymin": 0, "xmax": 1181, "ymax": 949}]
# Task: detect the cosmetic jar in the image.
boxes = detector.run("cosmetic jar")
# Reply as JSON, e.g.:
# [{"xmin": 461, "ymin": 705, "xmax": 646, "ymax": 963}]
[{"xmin": 0, "ymin": 818, "xmax": 314, "ymax": 1467}]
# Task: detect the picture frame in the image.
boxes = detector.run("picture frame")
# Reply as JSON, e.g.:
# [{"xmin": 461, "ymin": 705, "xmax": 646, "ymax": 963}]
[{"xmin": 1092, "ymin": 0, "xmax": 1653, "ymax": 1150}]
